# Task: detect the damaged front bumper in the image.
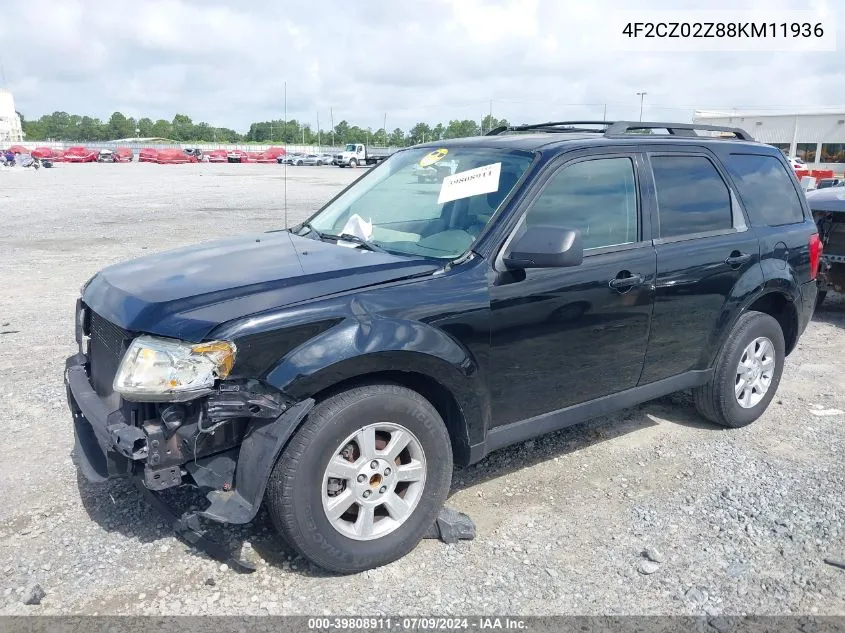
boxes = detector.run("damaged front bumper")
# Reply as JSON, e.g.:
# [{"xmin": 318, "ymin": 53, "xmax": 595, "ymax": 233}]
[{"xmin": 64, "ymin": 352, "xmax": 314, "ymax": 525}]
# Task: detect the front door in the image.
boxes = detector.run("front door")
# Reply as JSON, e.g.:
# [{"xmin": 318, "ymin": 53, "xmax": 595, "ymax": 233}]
[{"xmin": 488, "ymin": 153, "xmax": 657, "ymax": 428}]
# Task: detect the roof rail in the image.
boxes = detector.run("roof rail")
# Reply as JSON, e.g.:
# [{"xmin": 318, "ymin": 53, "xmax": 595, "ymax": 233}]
[
  {"xmin": 604, "ymin": 121, "xmax": 754, "ymax": 140},
  {"xmin": 486, "ymin": 121, "xmax": 612, "ymax": 136},
  {"xmin": 486, "ymin": 120, "xmax": 754, "ymax": 141}
]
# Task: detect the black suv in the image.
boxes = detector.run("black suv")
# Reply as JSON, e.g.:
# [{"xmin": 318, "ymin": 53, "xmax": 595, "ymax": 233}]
[{"xmin": 66, "ymin": 121, "xmax": 822, "ymax": 573}]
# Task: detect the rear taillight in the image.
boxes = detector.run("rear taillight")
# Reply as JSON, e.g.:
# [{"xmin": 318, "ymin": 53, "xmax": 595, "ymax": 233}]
[{"xmin": 809, "ymin": 233, "xmax": 823, "ymax": 280}]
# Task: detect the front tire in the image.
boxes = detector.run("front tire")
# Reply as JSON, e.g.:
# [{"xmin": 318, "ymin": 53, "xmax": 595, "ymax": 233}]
[
  {"xmin": 349, "ymin": 158, "xmax": 358, "ymax": 168},
  {"xmin": 266, "ymin": 383, "xmax": 453, "ymax": 573},
  {"xmin": 693, "ymin": 311, "xmax": 785, "ymax": 428}
]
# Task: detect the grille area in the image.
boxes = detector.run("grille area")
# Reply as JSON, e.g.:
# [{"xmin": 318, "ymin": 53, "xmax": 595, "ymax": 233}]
[{"xmin": 88, "ymin": 311, "xmax": 132, "ymax": 397}]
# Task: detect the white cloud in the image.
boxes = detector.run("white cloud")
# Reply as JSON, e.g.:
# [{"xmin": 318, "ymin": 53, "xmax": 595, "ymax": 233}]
[
  {"xmin": 445, "ymin": 0, "xmax": 540, "ymax": 42},
  {"xmin": 0, "ymin": 0, "xmax": 841, "ymax": 131}
]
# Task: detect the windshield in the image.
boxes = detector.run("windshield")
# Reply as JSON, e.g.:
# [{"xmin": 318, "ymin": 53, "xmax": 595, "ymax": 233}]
[
  {"xmin": 344, "ymin": 144, "xmax": 357, "ymax": 152},
  {"xmin": 301, "ymin": 145, "xmax": 534, "ymax": 259}
]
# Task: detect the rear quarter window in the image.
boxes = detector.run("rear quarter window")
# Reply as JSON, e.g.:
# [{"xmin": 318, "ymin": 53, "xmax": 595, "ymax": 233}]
[{"xmin": 723, "ymin": 154, "xmax": 805, "ymax": 226}]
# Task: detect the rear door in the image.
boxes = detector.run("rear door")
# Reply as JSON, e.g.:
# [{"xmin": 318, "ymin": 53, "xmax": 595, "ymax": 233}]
[{"xmin": 639, "ymin": 149, "xmax": 761, "ymax": 384}]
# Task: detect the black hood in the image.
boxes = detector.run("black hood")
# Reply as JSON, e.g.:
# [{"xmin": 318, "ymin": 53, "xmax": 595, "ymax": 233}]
[{"xmin": 82, "ymin": 231, "xmax": 440, "ymax": 341}]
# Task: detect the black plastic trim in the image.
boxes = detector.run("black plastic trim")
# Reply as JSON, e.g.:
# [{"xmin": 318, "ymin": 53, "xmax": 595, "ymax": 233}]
[
  {"xmin": 199, "ymin": 398, "xmax": 316, "ymax": 524},
  {"xmin": 484, "ymin": 370, "xmax": 712, "ymax": 455}
]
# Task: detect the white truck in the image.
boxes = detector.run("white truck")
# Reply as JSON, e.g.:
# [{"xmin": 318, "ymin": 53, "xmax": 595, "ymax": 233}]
[{"xmin": 333, "ymin": 143, "xmax": 393, "ymax": 168}]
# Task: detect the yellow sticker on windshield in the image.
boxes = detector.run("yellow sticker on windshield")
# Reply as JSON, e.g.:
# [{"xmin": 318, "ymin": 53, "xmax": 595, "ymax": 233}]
[{"xmin": 419, "ymin": 148, "xmax": 448, "ymax": 167}]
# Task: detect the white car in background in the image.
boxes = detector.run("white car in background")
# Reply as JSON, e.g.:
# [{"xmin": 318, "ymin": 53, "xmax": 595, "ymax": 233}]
[
  {"xmin": 412, "ymin": 159, "xmax": 459, "ymax": 183},
  {"xmin": 301, "ymin": 153, "xmax": 335, "ymax": 166},
  {"xmin": 787, "ymin": 156, "xmax": 807, "ymax": 170}
]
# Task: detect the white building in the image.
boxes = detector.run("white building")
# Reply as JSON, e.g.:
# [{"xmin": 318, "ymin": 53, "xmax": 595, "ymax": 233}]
[
  {"xmin": 694, "ymin": 110, "xmax": 845, "ymax": 170},
  {"xmin": 0, "ymin": 89, "xmax": 24, "ymax": 145}
]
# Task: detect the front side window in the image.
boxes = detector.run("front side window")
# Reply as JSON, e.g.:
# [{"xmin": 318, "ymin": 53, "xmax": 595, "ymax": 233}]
[
  {"xmin": 652, "ymin": 155, "xmax": 732, "ymax": 238},
  {"xmin": 303, "ymin": 146, "xmax": 534, "ymax": 259},
  {"xmin": 523, "ymin": 157, "xmax": 638, "ymax": 250}
]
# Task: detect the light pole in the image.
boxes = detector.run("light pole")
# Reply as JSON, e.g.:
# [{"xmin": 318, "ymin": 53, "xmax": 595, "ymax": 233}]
[{"xmin": 636, "ymin": 92, "xmax": 647, "ymax": 121}]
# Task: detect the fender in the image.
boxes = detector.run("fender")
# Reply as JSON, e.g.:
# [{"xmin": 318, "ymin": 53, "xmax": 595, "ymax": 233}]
[
  {"xmin": 208, "ymin": 259, "xmax": 493, "ymax": 465},
  {"xmin": 196, "ymin": 398, "xmax": 315, "ymax": 524},
  {"xmin": 701, "ymin": 259, "xmax": 800, "ymax": 369},
  {"xmin": 263, "ymin": 312, "xmax": 490, "ymax": 457}
]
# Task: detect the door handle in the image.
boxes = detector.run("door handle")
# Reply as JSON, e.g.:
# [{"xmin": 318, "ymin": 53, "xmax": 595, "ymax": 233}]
[
  {"xmin": 725, "ymin": 251, "xmax": 753, "ymax": 268},
  {"xmin": 608, "ymin": 272, "xmax": 645, "ymax": 292}
]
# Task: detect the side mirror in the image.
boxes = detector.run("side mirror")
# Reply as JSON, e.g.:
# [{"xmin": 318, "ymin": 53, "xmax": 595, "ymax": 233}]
[{"xmin": 503, "ymin": 225, "xmax": 584, "ymax": 269}]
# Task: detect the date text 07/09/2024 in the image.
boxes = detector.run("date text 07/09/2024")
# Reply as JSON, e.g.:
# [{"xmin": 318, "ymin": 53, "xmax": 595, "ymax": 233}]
[{"xmin": 306, "ymin": 617, "xmax": 527, "ymax": 630}]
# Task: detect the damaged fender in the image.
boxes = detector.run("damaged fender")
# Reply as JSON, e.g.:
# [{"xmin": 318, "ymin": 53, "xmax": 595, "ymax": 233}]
[{"xmin": 196, "ymin": 398, "xmax": 315, "ymax": 524}]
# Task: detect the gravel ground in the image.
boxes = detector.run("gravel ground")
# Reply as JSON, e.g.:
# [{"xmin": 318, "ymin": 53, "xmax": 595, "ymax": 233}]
[{"xmin": 0, "ymin": 162, "xmax": 844, "ymax": 616}]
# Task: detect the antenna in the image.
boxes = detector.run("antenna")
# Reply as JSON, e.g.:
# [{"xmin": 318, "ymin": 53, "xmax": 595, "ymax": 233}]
[
  {"xmin": 282, "ymin": 81, "xmax": 305, "ymax": 274},
  {"xmin": 283, "ymin": 81, "xmax": 288, "ymax": 229}
]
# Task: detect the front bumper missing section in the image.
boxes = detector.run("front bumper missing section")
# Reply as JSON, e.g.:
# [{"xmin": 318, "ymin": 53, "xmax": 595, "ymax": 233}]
[
  {"xmin": 65, "ymin": 351, "xmax": 315, "ymax": 568},
  {"xmin": 132, "ymin": 479, "xmax": 256, "ymax": 573},
  {"xmin": 66, "ymin": 352, "xmax": 475, "ymax": 569}
]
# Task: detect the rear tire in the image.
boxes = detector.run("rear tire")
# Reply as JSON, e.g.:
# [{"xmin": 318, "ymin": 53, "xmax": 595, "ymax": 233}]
[
  {"xmin": 266, "ymin": 383, "xmax": 453, "ymax": 573},
  {"xmin": 693, "ymin": 311, "xmax": 785, "ymax": 428}
]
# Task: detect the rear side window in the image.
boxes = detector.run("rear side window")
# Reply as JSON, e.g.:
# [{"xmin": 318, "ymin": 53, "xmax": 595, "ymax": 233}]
[
  {"xmin": 651, "ymin": 156, "xmax": 733, "ymax": 238},
  {"xmin": 723, "ymin": 154, "xmax": 805, "ymax": 226}
]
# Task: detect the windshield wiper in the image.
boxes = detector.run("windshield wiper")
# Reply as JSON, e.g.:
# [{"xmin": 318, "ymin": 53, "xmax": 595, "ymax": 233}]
[
  {"xmin": 323, "ymin": 232, "xmax": 387, "ymax": 253},
  {"xmin": 299, "ymin": 221, "xmax": 325, "ymax": 240},
  {"xmin": 300, "ymin": 223, "xmax": 385, "ymax": 254}
]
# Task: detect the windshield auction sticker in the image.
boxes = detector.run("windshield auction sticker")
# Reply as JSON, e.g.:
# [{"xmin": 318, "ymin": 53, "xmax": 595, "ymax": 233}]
[
  {"xmin": 419, "ymin": 148, "xmax": 448, "ymax": 167},
  {"xmin": 438, "ymin": 162, "xmax": 502, "ymax": 204}
]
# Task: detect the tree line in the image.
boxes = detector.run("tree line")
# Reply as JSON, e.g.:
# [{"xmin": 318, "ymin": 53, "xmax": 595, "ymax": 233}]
[{"xmin": 20, "ymin": 111, "xmax": 510, "ymax": 146}]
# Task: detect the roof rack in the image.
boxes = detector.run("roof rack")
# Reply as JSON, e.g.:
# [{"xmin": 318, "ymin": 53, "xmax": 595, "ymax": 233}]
[
  {"xmin": 486, "ymin": 120, "xmax": 754, "ymax": 141},
  {"xmin": 605, "ymin": 121, "xmax": 754, "ymax": 140},
  {"xmin": 486, "ymin": 121, "xmax": 613, "ymax": 135}
]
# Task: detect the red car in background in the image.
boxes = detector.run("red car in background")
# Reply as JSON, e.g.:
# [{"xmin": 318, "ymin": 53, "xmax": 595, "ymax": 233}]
[
  {"xmin": 139, "ymin": 148, "xmax": 157, "ymax": 163},
  {"xmin": 226, "ymin": 149, "xmax": 249, "ymax": 163},
  {"xmin": 138, "ymin": 148, "xmax": 191, "ymax": 164},
  {"xmin": 115, "ymin": 147, "xmax": 133, "ymax": 162},
  {"xmin": 206, "ymin": 149, "xmax": 228, "ymax": 163},
  {"xmin": 32, "ymin": 147, "xmax": 66, "ymax": 162},
  {"xmin": 64, "ymin": 146, "xmax": 98, "ymax": 163},
  {"xmin": 251, "ymin": 146, "xmax": 286, "ymax": 163},
  {"xmin": 154, "ymin": 149, "xmax": 190, "ymax": 164}
]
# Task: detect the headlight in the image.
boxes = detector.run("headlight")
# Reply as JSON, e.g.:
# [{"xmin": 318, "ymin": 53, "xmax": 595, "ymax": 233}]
[{"xmin": 113, "ymin": 335, "xmax": 236, "ymax": 402}]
